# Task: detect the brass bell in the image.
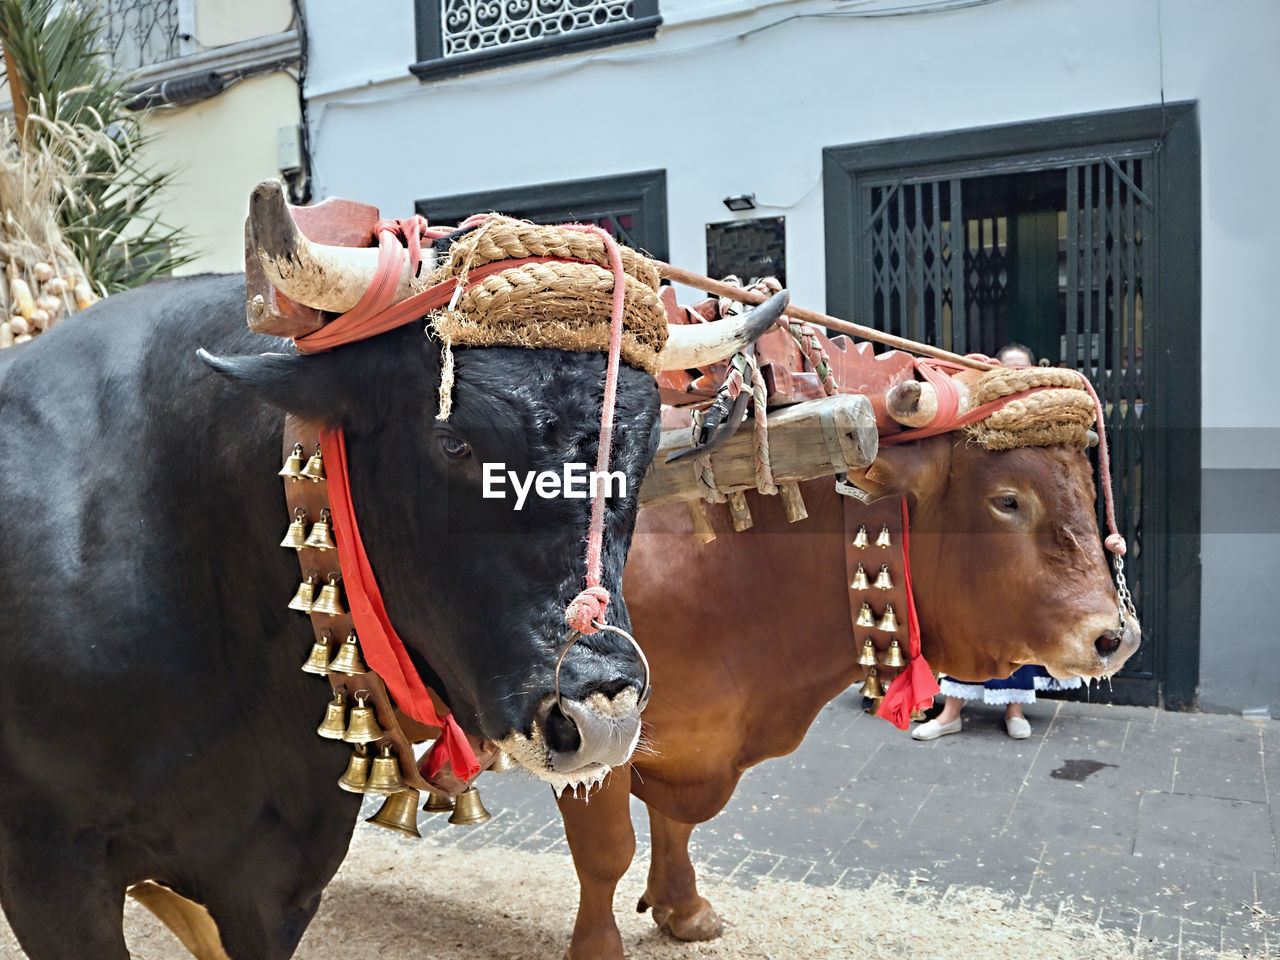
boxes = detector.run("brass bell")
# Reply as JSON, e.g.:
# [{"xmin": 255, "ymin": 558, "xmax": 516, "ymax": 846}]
[
  {"xmin": 343, "ymin": 693, "xmax": 383, "ymax": 744},
  {"xmin": 311, "ymin": 573, "xmax": 346, "ymax": 618},
  {"xmin": 303, "ymin": 509, "xmax": 336, "ymax": 552},
  {"xmin": 857, "ymin": 638, "xmax": 878, "ymax": 668},
  {"xmin": 448, "ymin": 786, "xmax": 491, "ymax": 826},
  {"xmin": 366, "ymin": 789, "xmax": 423, "ymax": 839},
  {"xmin": 855, "ymin": 602, "xmax": 876, "ymax": 628},
  {"xmin": 852, "ymin": 524, "xmax": 869, "ymax": 549},
  {"xmin": 278, "ymin": 443, "xmax": 305, "ymax": 481},
  {"xmin": 364, "ymin": 745, "xmax": 406, "ymax": 795},
  {"xmin": 287, "ymin": 573, "xmax": 318, "ymax": 613},
  {"xmin": 422, "ymin": 791, "xmax": 456, "ymax": 813},
  {"xmin": 873, "ymin": 564, "xmax": 894, "ymax": 590},
  {"xmin": 880, "ymin": 638, "xmax": 906, "ymax": 669},
  {"xmin": 487, "ymin": 750, "xmax": 515, "ymax": 774},
  {"xmin": 280, "ymin": 507, "xmax": 308, "ymax": 550},
  {"xmin": 850, "ymin": 564, "xmax": 870, "ymax": 591},
  {"xmin": 300, "ymin": 634, "xmax": 333, "ymax": 675},
  {"xmin": 300, "ymin": 443, "xmax": 326, "ymax": 482},
  {"xmin": 316, "ymin": 693, "xmax": 346, "ymax": 739},
  {"xmin": 338, "ymin": 745, "xmax": 371, "ymax": 793},
  {"xmin": 858, "ymin": 667, "xmax": 884, "ymax": 699},
  {"xmin": 328, "ymin": 633, "xmax": 366, "ymax": 676},
  {"xmin": 877, "ymin": 603, "xmax": 899, "ymax": 633},
  {"xmin": 875, "ymin": 524, "xmax": 892, "ymax": 548}
]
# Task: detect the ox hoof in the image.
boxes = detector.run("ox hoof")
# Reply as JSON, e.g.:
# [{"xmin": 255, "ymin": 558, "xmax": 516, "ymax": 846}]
[{"xmin": 650, "ymin": 900, "xmax": 724, "ymax": 942}]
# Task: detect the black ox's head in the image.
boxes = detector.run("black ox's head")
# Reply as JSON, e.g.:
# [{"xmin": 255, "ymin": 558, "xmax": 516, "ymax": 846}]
[{"xmin": 203, "ymin": 183, "xmax": 787, "ymax": 792}]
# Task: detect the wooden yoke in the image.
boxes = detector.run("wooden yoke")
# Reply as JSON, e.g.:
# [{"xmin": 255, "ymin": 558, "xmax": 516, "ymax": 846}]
[{"xmin": 244, "ymin": 195, "xmax": 381, "ymax": 339}]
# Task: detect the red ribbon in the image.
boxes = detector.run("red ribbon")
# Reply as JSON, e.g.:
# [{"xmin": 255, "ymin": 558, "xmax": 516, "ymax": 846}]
[
  {"xmin": 319, "ymin": 426, "xmax": 480, "ymax": 782},
  {"xmin": 877, "ymin": 495, "xmax": 940, "ymax": 730}
]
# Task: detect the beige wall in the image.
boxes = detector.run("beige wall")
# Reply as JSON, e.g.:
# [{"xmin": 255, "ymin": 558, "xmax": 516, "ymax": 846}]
[
  {"xmin": 196, "ymin": 0, "xmax": 294, "ymax": 48},
  {"xmin": 141, "ymin": 72, "xmax": 299, "ymax": 275}
]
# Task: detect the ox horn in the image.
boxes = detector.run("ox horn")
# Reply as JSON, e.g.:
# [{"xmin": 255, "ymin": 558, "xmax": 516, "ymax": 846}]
[
  {"xmin": 248, "ymin": 180, "xmax": 429, "ymax": 314},
  {"xmin": 656, "ymin": 290, "xmax": 790, "ymax": 372}
]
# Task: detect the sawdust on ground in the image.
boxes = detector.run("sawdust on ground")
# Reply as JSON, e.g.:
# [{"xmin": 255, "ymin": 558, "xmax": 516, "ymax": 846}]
[{"xmin": 0, "ymin": 822, "xmax": 1249, "ymax": 959}]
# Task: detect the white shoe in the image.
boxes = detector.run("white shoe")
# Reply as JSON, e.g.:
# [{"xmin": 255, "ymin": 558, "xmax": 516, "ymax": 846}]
[
  {"xmin": 1005, "ymin": 716, "xmax": 1031, "ymax": 739},
  {"xmin": 911, "ymin": 717, "xmax": 962, "ymax": 741}
]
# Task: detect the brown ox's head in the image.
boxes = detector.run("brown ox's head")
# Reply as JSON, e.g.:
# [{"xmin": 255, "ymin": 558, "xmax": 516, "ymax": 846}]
[{"xmin": 850, "ymin": 434, "xmax": 1139, "ymax": 683}]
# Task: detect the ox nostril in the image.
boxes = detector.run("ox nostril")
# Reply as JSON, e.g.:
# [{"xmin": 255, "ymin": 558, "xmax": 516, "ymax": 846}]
[
  {"xmin": 589, "ymin": 677, "xmax": 632, "ymax": 700},
  {"xmin": 540, "ymin": 702, "xmax": 582, "ymax": 755},
  {"xmin": 1095, "ymin": 633, "xmax": 1123, "ymax": 658}
]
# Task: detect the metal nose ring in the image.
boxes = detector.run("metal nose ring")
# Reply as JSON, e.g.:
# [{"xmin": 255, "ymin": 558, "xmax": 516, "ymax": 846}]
[{"xmin": 553, "ymin": 622, "xmax": 652, "ymax": 712}]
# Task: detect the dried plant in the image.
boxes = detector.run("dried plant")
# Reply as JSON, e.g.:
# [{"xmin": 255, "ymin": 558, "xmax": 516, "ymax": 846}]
[{"xmin": 0, "ymin": 0, "xmax": 194, "ymax": 294}]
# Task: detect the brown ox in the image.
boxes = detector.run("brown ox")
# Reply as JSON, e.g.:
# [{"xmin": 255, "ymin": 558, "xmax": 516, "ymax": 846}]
[{"xmin": 554, "ymin": 432, "xmax": 1140, "ymax": 960}]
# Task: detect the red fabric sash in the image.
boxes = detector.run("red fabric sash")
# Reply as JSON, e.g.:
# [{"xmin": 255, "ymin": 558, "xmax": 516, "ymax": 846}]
[
  {"xmin": 319, "ymin": 426, "xmax": 480, "ymax": 781},
  {"xmin": 876, "ymin": 495, "xmax": 940, "ymax": 730}
]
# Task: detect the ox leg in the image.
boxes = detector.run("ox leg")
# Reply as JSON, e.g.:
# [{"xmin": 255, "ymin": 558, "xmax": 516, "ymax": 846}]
[
  {"xmin": 556, "ymin": 766, "xmax": 635, "ymax": 960},
  {"xmin": 0, "ymin": 839, "xmax": 130, "ymax": 960},
  {"xmin": 637, "ymin": 807, "xmax": 723, "ymax": 941}
]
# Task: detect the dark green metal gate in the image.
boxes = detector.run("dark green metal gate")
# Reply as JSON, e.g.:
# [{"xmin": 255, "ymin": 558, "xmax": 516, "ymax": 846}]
[{"xmin": 824, "ymin": 104, "xmax": 1201, "ymax": 707}]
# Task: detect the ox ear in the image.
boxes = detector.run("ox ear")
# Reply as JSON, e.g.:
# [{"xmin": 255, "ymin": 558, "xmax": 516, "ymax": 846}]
[
  {"xmin": 844, "ymin": 438, "xmax": 951, "ymax": 502},
  {"xmin": 197, "ymin": 348, "xmax": 369, "ymax": 425}
]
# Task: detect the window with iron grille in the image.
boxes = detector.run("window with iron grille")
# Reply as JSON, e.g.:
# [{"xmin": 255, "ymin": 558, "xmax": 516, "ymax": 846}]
[
  {"xmin": 416, "ymin": 169, "xmax": 668, "ymax": 262},
  {"xmin": 96, "ymin": 0, "xmax": 194, "ymax": 71},
  {"xmin": 411, "ymin": 0, "xmax": 661, "ymax": 82}
]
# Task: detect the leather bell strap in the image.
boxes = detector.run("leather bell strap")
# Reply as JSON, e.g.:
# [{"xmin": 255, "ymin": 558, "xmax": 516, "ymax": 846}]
[
  {"xmin": 283, "ymin": 416, "xmax": 490, "ymax": 792},
  {"xmin": 842, "ymin": 493, "xmax": 939, "ymax": 730}
]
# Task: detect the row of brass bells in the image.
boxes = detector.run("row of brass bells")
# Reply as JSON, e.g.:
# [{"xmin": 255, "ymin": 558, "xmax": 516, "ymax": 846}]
[
  {"xmin": 878, "ymin": 603, "xmax": 899, "ymax": 633},
  {"xmin": 367, "ymin": 789, "xmax": 423, "ymax": 839},
  {"xmin": 881, "ymin": 638, "xmax": 906, "ymax": 669},
  {"xmin": 859, "ymin": 666, "xmax": 884, "ymax": 699},
  {"xmin": 447, "ymin": 787, "xmax": 491, "ymax": 825},
  {"xmin": 858, "ymin": 638, "xmax": 878, "ymax": 668},
  {"xmin": 289, "ymin": 573, "xmax": 318, "ymax": 613},
  {"xmin": 313, "ymin": 573, "xmax": 346, "ymax": 617},
  {"xmin": 850, "ymin": 564, "xmax": 870, "ymax": 591},
  {"xmin": 851, "ymin": 525, "xmax": 893, "ymax": 549},
  {"xmin": 279, "ymin": 443, "xmax": 326, "ymax": 482},
  {"xmin": 344, "ymin": 694, "xmax": 383, "ymax": 744},
  {"xmin": 423, "ymin": 791, "xmax": 456, "ymax": 813},
  {"xmin": 283, "ymin": 510, "xmax": 336, "ymax": 552},
  {"xmin": 338, "ymin": 745, "xmax": 372, "ymax": 793},
  {"xmin": 329, "ymin": 634, "xmax": 366, "ymax": 675},
  {"xmin": 855, "ymin": 602, "xmax": 900, "ymax": 632},
  {"xmin": 316, "ymin": 692, "xmax": 385, "ymax": 743}
]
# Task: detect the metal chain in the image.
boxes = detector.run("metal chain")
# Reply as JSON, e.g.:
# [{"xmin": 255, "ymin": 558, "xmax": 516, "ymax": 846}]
[{"xmin": 1112, "ymin": 554, "xmax": 1137, "ymax": 627}]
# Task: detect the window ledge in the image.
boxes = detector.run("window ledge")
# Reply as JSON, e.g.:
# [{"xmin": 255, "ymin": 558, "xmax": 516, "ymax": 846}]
[
  {"xmin": 410, "ymin": 15, "xmax": 660, "ymax": 83},
  {"xmin": 131, "ymin": 29, "xmax": 301, "ymax": 87}
]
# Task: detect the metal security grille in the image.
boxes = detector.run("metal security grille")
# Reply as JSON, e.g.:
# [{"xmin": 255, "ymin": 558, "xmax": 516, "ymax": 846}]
[
  {"xmin": 858, "ymin": 156, "xmax": 1157, "ymax": 694},
  {"xmin": 1064, "ymin": 158, "xmax": 1152, "ymax": 679},
  {"xmin": 97, "ymin": 0, "xmax": 184, "ymax": 70},
  {"xmin": 442, "ymin": 0, "xmax": 636, "ymax": 57}
]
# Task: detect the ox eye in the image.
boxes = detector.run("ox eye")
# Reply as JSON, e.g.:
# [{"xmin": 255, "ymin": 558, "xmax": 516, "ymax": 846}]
[
  {"xmin": 437, "ymin": 435, "xmax": 471, "ymax": 459},
  {"xmin": 993, "ymin": 495, "xmax": 1019, "ymax": 512}
]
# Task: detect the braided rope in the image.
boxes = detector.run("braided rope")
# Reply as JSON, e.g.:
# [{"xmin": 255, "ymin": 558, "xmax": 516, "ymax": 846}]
[
  {"xmin": 437, "ymin": 215, "xmax": 660, "ymax": 292},
  {"xmin": 746, "ymin": 351, "xmax": 777, "ymax": 495}
]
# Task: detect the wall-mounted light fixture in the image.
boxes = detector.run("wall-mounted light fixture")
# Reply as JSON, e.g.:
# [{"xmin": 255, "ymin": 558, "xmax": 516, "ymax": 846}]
[{"xmin": 722, "ymin": 193, "xmax": 756, "ymax": 212}]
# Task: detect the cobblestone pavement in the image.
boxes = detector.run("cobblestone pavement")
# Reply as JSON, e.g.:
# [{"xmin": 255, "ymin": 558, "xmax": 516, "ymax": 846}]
[{"xmin": 404, "ymin": 695, "xmax": 1279, "ymax": 959}]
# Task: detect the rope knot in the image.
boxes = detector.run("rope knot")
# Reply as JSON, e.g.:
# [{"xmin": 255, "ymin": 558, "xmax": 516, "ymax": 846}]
[
  {"xmin": 565, "ymin": 586, "xmax": 610, "ymax": 634},
  {"xmin": 1104, "ymin": 533, "xmax": 1127, "ymax": 556}
]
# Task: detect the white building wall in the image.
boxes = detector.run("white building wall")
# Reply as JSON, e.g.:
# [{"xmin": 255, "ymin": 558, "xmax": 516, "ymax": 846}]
[{"xmin": 305, "ymin": 0, "xmax": 1280, "ymax": 713}]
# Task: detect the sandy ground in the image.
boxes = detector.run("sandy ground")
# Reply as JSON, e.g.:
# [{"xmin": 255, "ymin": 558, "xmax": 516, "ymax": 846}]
[{"xmin": 0, "ymin": 819, "xmax": 1253, "ymax": 960}]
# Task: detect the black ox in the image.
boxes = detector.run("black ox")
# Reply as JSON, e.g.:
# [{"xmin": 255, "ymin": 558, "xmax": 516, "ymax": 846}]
[{"xmin": 0, "ymin": 193, "xmax": 784, "ymax": 959}]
